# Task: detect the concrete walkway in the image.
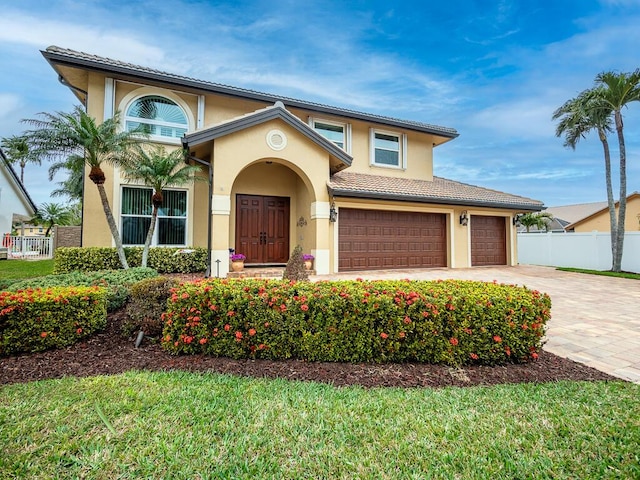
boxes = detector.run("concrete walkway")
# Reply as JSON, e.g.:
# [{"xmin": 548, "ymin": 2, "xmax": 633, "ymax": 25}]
[{"xmin": 312, "ymin": 265, "xmax": 640, "ymax": 383}]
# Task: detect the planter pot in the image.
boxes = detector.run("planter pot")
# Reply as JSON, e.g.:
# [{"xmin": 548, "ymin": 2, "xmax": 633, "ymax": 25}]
[
  {"xmin": 304, "ymin": 260, "xmax": 313, "ymax": 270},
  {"xmin": 231, "ymin": 261, "xmax": 244, "ymax": 272}
]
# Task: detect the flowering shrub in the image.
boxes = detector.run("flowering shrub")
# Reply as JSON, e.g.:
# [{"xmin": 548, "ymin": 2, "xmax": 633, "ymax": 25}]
[
  {"xmin": 302, "ymin": 254, "xmax": 314, "ymax": 261},
  {"xmin": 230, "ymin": 254, "xmax": 246, "ymax": 262},
  {"xmin": 0, "ymin": 286, "xmax": 107, "ymax": 355},
  {"xmin": 162, "ymin": 278, "xmax": 551, "ymax": 366}
]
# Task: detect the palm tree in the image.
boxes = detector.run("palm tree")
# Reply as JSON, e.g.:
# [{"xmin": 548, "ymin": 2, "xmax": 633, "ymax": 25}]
[
  {"xmin": 30, "ymin": 203, "xmax": 73, "ymax": 236},
  {"xmin": 48, "ymin": 153, "xmax": 84, "ymax": 201},
  {"xmin": 0, "ymin": 134, "xmax": 41, "ymax": 183},
  {"xmin": 23, "ymin": 106, "xmax": 145, "ymax": 269},
  {"xmin": 593, "ymin": 69, "xmax": 640, "ymax": 271},
  {"xmin": 517, "ymin": 212, "xmax": 554, "ymax": 233},
  {"xmin": 122, "ymin": 146, "xmax": 202, "ymax": 267},
  {"xmin": 553, "ymin": 88, "xmax": 618, "ymax": 264},
  {"xmin": 553, "ymin": 70, "xmax": 640, "ymax": 272}
]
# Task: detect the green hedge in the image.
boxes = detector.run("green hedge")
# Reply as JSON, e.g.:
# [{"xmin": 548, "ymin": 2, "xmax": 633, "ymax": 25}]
[
  {"xmin": 162, "ymin": 279, "xmax": 551, "ymax": 366},
  {"xmin": 0, "ymin": 286, "xmax": 107, "ymax": 355},
  {"xmin": 9, "ymin": 267, "xmax": 158, "ymax": 311},
  {"xmin": 54, "ymin": 247, "xmax": 208, "ymax": 274}
]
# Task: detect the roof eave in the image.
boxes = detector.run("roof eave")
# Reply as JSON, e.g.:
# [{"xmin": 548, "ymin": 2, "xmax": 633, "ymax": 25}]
[
  {"xmin": 0, "ymin": 149, "xmax": 38, "ymax": 214},
  {"xmin": 42, "ymin": 48, "xmax": 459, "ymax": 139},
  {"xmin": 328, "ymin": 188, "xmax": 544, "ymax": 211}
]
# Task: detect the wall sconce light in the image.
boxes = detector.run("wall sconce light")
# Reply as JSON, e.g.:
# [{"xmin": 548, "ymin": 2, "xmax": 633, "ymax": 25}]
[
  {"xmin": 513, "ymin": 214, "xmax": 523, "ymax": 226},
  {"xmin": 329, "ymin": 203, "xmax": 338, "ymax": 223},
  {"xmin": 459, "ymin": 211, "xmax": 468, "ymax": 226},
  {"xmin": 296, "ymin": 216, "xmax": 307, "ymax": 227}
]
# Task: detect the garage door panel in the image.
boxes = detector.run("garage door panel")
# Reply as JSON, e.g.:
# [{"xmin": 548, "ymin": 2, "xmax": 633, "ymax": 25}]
[
  {"xmin": 339, "ymin": 208, "xmax": 447, "ymax": 272},
  {"xmin": 471, "ymin": 216, "xmax": 506, "ymax": 266}
]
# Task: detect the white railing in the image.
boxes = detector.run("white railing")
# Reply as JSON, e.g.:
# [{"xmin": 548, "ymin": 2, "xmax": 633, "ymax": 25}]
[
  {"xmin": 517, "ymin": 231, "xmax": 640, "ymax": 273},
  {"xmin": 3, "ymin": 235, "xmax": 53, "ymax": 260}
]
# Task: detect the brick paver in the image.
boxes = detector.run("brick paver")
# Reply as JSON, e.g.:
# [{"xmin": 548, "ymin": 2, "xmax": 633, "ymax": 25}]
[{"xmin": 312, "ymin": 265, "xmax": 640, "ymax": 383}]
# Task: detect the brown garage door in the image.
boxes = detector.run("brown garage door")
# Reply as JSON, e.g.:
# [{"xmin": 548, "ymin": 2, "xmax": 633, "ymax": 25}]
[
  {"xmin": 338, "ymin": 209, "xmax": 447, "ymax": 271},
  {"xmin": 471, "ymin": 216, "xmax": 507, "ymax": 266}
]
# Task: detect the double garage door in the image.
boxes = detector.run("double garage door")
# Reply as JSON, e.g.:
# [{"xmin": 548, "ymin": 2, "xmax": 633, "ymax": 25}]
[
  {"xmin": 338, "ymin": 209, "xmax": 447, "ymax": 271},
  {"xmin": 338, "ymin": 209, "xmax": 507, "ymax": 272}
]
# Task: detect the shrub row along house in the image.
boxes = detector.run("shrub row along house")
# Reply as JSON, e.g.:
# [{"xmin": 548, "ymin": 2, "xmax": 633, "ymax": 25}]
[{"xmin": 42, "ymin": 46, "xmax": 543, "ymax": 276}]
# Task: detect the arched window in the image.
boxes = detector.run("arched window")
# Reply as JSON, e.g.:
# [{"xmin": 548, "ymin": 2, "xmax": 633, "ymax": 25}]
[{"xmin": 125, "ymin": 95, "xmax": 188, "ymax": 140}]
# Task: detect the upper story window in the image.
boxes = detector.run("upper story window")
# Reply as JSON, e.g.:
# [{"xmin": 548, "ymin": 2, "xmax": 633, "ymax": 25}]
[
  {"xmin": 369, "ymin": 128, "xmax": 407, "ymax": 169},
  {"xmin": 309, "ymin": 117, "xmax": 351, "ymax": 153},
  {"xmin": 125, "ymin": 95, "xmax": 188, "ymax": 141}
]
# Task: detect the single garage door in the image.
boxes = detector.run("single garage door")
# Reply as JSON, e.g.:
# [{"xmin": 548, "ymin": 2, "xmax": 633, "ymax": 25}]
[
  {"xmin": 471, "ymin": 216, "xmax": 507, "ymax": 266},
  {"xmin": 338, "ymin": 209, "xmax": 447, "ymax": 271}
]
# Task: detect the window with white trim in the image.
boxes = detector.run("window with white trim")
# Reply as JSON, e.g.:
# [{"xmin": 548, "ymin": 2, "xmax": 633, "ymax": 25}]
[
  {"xmin": 309, "ymin": 117, "xmax": 351, "ymax": 153},
  {"xmin": 369, "ymin": 128, "xmax": 407, "ymax": 169},
  {"xmin": 121, "ymin": 186, "xmax": 187, "ymax": 246},
  {"xmin": 125, "ymin": 95, "xmax": 188, "ymax": 141}
]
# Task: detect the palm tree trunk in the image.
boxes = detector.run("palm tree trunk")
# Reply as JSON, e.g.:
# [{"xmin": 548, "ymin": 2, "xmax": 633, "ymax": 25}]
[
  {"xmin": 142, "ymin": 205, "xmax": 158, "ymax": 268},
  {"xmin": 599, "ymin": 130, "xmax": 618, "ymax": 270},
  {"xmin": 613, "ymin": 110, "xmax": 627, "ymax": 272},
  {"xmin": 95, "ymin": 182, "xmax": 129, "ymax": 270}
]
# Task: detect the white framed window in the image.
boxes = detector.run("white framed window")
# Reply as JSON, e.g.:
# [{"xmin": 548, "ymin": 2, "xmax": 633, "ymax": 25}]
[
  {"xmin": 121, "ymin": 186, "xmax": 187, "ymax": 246},
  {"xmin": 124, "ymin": 95, "xmax": 188, "ymax": 142},
  {"xmin": 369, "ymin": 129, "xmax": 407, "ymax": 169},
  {"xmin": 309, "ymin": 117, "xmax": 351, "ymax": 153}
]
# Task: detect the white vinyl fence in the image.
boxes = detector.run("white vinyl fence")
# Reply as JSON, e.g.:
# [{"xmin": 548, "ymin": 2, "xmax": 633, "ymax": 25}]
[
  {"xmin": 3, "ymin": 235, "xmax": 53, "ymax": 260},
  {"xmin": 517, "ymin": 232, "xmax": 640, "ymax": 273}
]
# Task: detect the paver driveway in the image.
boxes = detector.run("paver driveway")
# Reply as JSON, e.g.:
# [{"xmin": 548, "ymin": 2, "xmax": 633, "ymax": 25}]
[{"xmin": 313, "ymin": 265, "xmax": 640, "ymax": 383}]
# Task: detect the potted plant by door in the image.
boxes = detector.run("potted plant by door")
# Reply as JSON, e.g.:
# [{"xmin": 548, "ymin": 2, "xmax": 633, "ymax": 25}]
[
  {"xmin": 230, "ymin": 253, "xmax": 246, "ymax": 272},
  {"xmin": 302, "ymin": 254, "xmax": 314, "ymax": 270}
]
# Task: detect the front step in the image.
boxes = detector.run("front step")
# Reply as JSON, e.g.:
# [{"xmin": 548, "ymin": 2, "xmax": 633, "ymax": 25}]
[{"xmin": 226, "ymin": 267, "xmax": 316, "ymax": 279}]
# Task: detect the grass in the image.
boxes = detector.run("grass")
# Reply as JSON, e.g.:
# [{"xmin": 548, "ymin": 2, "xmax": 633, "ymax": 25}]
[
  {"xmin": 0, "ymin": 259, "xmax": 54, "ymax": 281},
  {"xmin": 556, "ymin": 267, "xmax": 640, "ymax": 280},
  {"xmin": 1, "ymin": 372, "xmax": 638, "ymax": 479}
]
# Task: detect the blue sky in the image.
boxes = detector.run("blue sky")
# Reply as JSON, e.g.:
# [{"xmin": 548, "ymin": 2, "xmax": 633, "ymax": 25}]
[{"xmin": 1, "ymin": 0, "xmax": 639, "ymax": 208}]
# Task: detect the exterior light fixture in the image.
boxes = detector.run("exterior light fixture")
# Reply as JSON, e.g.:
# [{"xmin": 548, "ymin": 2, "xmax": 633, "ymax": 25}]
[
  {"xmin": 513, "ymin": 214, "xmax": 523, "ymax": 226},
  {"xmin": 329, "ymin": 203, "xmax": 338, "ymax": 223},
  {"xmin": 459, "ymin": 211, "xmax": 469, "ymax": 226}
]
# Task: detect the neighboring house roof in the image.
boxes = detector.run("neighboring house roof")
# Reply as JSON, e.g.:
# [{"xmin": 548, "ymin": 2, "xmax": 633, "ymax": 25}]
[
  {"xmin": 545, "ymin": 201, "xmax": 608, "ymax": 225},
  {"xmin": 328, "ymin": 171, "xmax": 544, "ymax": 211},
  {"xmin": 42, "ymin": 46, "xmax": 459, "ymax": 141},
  {"xmin": 0, "ymin": 148, "xmax": 37, "ymax": 214},
  {"xmin": 183, "ymin": 102, "xmax": 352, "ymax": 172},
  {"xmin": 566, "ymin": 192, "xmax": 640, "ymax": 230}
]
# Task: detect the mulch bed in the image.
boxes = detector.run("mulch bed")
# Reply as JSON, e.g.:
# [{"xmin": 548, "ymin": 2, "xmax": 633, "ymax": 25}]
[{"xmin": 1, "ymin": 308, "xmax": 618, "ymax": 388}]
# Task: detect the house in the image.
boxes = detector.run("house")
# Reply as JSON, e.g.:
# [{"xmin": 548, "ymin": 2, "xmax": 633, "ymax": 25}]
[
  {"xmin": 0, "ymin": 148, "xmax": 37, "ymax": 240},
  {"xmin": 517, "ymin": 201, "xmax": 607, "ymax": 233},
  {"xmin": 42, "ymin": 46, "xmax": 543, "ymax": 276},
  {"xmin": 564, "ymin": 192, "xmax": 640, "ymax": 232}
]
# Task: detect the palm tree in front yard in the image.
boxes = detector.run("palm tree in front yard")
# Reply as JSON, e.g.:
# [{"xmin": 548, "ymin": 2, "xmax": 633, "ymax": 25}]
[
  {"xmin": 123, "ymin": 146, "xmax": 203, "ymax": 267},
  {"xmin": 517, "ymin": 212, "xmax": 554, "ymax": 233},
  {"xmin": 23, "ymin": 106, "xmax": 145, "ymax": 269},
  {"xmin": 0, "ymin": 134, "xmax": 41, "ymax": 183},
  {"xmin": 30, "ymin": 203, "xmax": 74, "ymax": 236}
]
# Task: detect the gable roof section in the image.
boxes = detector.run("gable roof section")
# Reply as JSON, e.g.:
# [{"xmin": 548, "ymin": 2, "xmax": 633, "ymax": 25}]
[
  {"xmin": 0, "ymin": 148, "xmax": 37, "ymax": 214},
  {"xmin": 42, "ymin": 46, "xmax": 459, "ymax": 140},
  {"xmin": 566, "ymin": 192, "xmax": 640, "ymax": 229},
  {"xmin": 328, "ymin": 171, "xmax": 544, "ymax": 211},
  {"xmin": 545, "ymin": 201, "xmax": 608, "ymax": 225},
  {"xmin": 183, "ymin": 102, "xmax": 353, "ymax": 170}
]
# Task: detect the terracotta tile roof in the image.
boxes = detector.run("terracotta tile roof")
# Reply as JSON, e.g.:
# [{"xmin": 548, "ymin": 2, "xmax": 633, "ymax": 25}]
[
  {"xmin": 43, "ymin": 46, "xmax": 458, "ymax": 139},
  {"xmin": 328, "ymin": 171, "xmax": 544, "ymax": 210}
]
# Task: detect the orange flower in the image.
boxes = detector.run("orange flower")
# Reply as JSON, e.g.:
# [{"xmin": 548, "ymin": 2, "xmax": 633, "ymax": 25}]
[
  {"xmin": 76, "ymin": 328, "xmax": 83, "ymax": 334},
  {"xmin": 398, "ymin": 332, "xmax": 406, "ymax": 339},
  {"xmin": 380, "ymin": 332, "xmax": 389, "ymax": 339},
  {"xmin": 199, "ymin": 338, "xmax": 207, "ymax": 344},
  {"xmin": 470, "ymin": 353, "xmax": 479, "ymax": 360},
  {"xmin": 404, "ymin": 316, "xmax": 411, "ymax": 324},
  {"xmin": 235, "ymin": 331, "xmax": 243, "ymax": 340},
  {"xmin": 531, "ymin": 352, "xmax": 539, "ymax": 360},
  {"xmin": 224, "ymin": 324, "xmax": 231, "ymax": 331},
  {"xmin": 301, "ymin": 304, "xmax": 309, "ymax": 311},
  {"xmin": 449, "ymin": 337, "xmax": 459, "ymax": 346},
  {"xmin": 40, "ymin": 332, "xmax": 47, "ymax": 338},
  {"xmin": 248, "ymin": 328, "xmax": 256, "ymax": 336},
  {"xmin": 493, "ymin": 335, "xmax": 502, "ymax": 343}
]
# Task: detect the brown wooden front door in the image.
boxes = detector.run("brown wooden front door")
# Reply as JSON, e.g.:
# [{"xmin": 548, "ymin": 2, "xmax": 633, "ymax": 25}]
[{"xmin": 236, "ymin": 194, "xmax": 289, "ymax": 264}]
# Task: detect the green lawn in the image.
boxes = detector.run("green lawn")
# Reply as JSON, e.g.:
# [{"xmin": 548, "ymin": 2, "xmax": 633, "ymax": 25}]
[
  {"xmin": 1, "ymin": 372, "xmax": 638, "ymax": 479},
  {"xmin": 556, "ymin": 267, "xmax": 640, "ymax": 280},
  {"xmin": 0, "ymin": 259, "xmax": 54, "ymax": 281}
]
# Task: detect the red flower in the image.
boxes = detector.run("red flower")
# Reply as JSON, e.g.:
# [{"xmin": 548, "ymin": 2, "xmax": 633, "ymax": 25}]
[
  {"xmin": 248, "ymin": 328, "xmax": 256, "ymax": 336},
  {"xmin": 76, "ymin": 328, "xmax": 83, "ymax": 334},
  {"xmin": 224, "ymin": 324, "xmax": 231, "ymax": 331},
  {"xmin": 404, "ymin": 316, "xmax": 411, "ymax": 324},
  {"xmin": 181, "ymin": 292, "xmax": 189, "ymax": 299},
  {"xmin": 227, "ymin": 310, "xmax": 235, "ymax": 317},
  {"xmin": 398, "ymin": 332, "xmax": 406, "ymax": 339},
  {"xmin": 40, "ymin": 332, "xmax": 47, "ymax": 338},
  {"xmin": 199, "ymin": 338, "xmax": 207, "ymax": 345},
  {"xmin": 380, "ymin": 332, "xmax": 389, "ymax": 339},
  {"xmin": 449, "ymin": 337, "xmax": 459, "ymax": 346},
  {"xmin": 258, "ymin": 344, "xmax": 266, "ymax": 350},
  {"xmin": 280, "ymin": 304, "xmax": 287, "ymax": 312},
  {"xmin": 470, "ymin": 353, "xmax": 479, "ymax": 360},
  {"xmin": 493, "ymin": 335, "xmax": 502, "ymax": 343},
  {"xmin": 264, "ymin": 322, "xmax": 270, "ymax": 328},
  {"xmin": 301, "ymin": 304, "xmax": 309, "ymax": 311},
  {"xmin": 531, "ymin": 352, "xmax": 539, "ymax": 360},
  {"xmin": 505, "ymin": 346, "xmax": 511, "ymax": 356},
  {"xmin": 235, "ymin": 331, "xmax": 243, "ymax": 340}
]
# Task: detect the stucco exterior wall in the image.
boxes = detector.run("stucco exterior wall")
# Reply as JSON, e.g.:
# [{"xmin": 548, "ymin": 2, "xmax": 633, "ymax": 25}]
[
  {"xmin": 0, "ymin": 165, "xmax": 35, "ymax": 236},
  {"xmin": 573, "ymin": 196, "xmax": 640, "ymax": 232}
]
